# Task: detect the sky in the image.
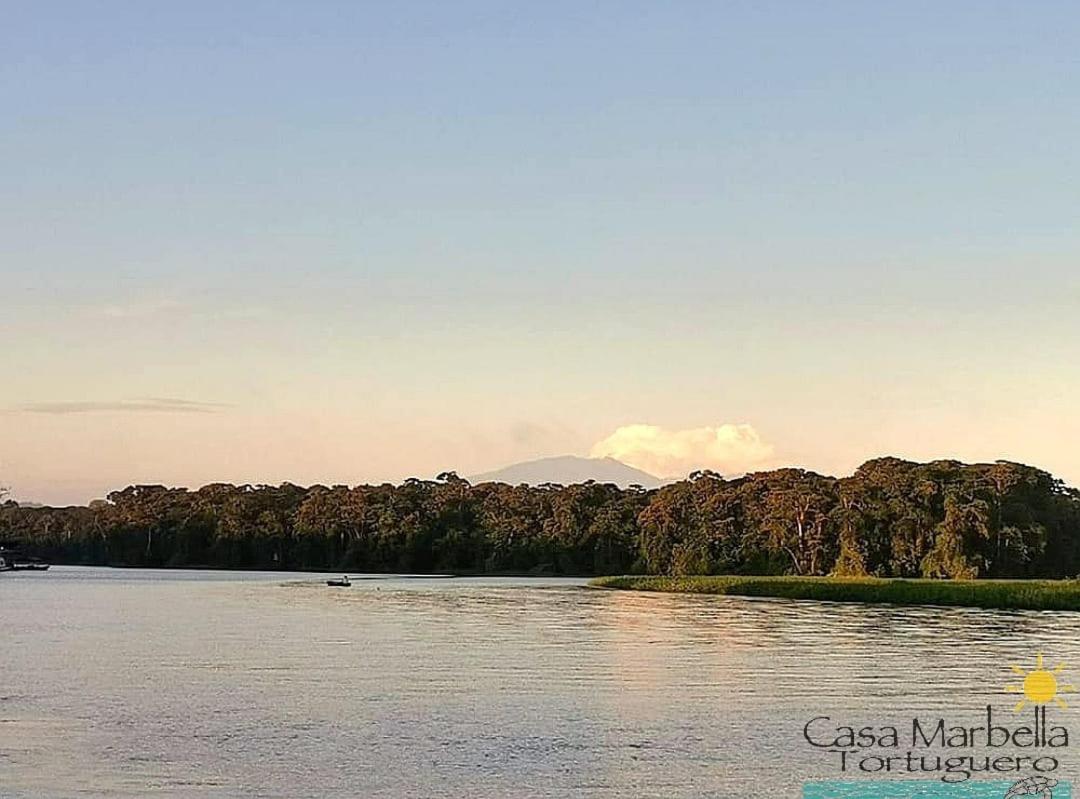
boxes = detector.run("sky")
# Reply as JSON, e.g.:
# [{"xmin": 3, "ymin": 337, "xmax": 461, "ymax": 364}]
[{"xmin": 2, "ymin": 1, "xmax": 1079, "ymax": 505}]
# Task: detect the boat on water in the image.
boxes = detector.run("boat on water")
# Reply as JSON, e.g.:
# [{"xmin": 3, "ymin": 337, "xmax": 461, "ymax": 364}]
[
  {"xmin": 326, "ymin": 576, "xmax": 351, "ymax": 587},
  {"xmin": 0, "ymin": 545, "xmax": 51, "ymax": 572}
]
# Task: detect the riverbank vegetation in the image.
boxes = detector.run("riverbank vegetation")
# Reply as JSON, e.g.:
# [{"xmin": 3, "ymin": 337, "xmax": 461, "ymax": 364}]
[
  {"xmin": 589, "ymin": 575, "xmax": 1080, "ymax": 610},
  {"xmin": 2, "ymin": 458, "xmax": 1079, "ymax": 578}
]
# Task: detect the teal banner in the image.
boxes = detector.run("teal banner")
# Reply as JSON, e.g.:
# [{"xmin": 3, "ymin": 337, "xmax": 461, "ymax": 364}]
[{"xmin": 804, "ymin": 780, "xmax": 1071, "ymax": 798}]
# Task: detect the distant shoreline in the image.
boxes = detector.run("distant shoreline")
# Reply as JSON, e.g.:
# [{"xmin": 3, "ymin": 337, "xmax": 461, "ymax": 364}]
[
  {"xmin": 6, "ymin": 458, "xmax": 1080, "ymax": 580},
  {"xmin": 3, "ymin": 562, "xmax": 577, "ymax": 579},
  {"xmin": 588, "ymin": 575, "xmax": 1080, "ymax": 611}
]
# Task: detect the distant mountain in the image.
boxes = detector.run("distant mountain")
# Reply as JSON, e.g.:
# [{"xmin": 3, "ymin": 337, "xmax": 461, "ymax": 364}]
[{"xmin": 470, "ymin": 456, "xmax": 661, "ymax": 488}]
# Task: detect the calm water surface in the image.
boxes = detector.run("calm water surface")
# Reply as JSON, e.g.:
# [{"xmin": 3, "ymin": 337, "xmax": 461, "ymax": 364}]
[{"xmin": 3, "ymin": 567, "xmax": 1080, "ymax": 798}]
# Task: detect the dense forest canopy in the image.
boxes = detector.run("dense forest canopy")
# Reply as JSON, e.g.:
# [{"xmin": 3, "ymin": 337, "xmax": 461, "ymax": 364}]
[{"xmin": 3, "ymin": 458, "xmax": 1080, "ymax": 578}]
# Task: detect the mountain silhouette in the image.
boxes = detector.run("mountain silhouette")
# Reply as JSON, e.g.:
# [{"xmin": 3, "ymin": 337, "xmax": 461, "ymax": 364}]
[{"xmin": 470, "ymin": 456, "xmax": 661, "ymax": 488}]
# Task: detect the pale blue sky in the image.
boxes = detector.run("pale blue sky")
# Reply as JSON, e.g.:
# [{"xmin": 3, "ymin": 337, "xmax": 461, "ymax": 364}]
[{"xmin": 2, "ymin": 2, "xmax": 1079, "ymax": 503}]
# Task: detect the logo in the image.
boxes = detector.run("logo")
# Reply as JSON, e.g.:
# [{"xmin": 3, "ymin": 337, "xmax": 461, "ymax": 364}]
[
  {"xmin": 802, "ymin": 653, "xmax": 1073, "ymax": 798},
  {"xmin": 1008, "ymin": 654, "xmax": 1076, "ymax": 713},
  {"xmin": 1005, "ymin": 776, "xmax": 1060, "ymax": 798},
  {"xmin": 803, "ymin": 779, "xmax": 1067, "ymax": 798}
]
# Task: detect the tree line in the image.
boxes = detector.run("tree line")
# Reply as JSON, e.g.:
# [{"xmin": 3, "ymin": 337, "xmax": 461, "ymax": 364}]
[{"xmin": 2, "ymin": 458, "xmax": 1079, "ymax": 578}]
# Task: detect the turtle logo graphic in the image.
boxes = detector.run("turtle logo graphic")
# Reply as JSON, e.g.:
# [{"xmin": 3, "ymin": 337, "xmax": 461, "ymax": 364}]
[{"xmin": 1005, "ymin": 776, "xmax": 1058, "ymax": 799}]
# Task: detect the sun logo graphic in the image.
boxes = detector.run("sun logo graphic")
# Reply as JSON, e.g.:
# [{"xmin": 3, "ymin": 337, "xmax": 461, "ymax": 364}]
[{"xmin": 1007, "ymin": 653, "xmax": 1077, "ymax": 712}]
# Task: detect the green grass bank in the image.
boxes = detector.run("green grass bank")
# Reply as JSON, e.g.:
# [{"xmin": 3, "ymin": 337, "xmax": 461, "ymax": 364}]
[{"xmin": 588, "ymin": 575, "xmax": 1080, "ymax": 611}]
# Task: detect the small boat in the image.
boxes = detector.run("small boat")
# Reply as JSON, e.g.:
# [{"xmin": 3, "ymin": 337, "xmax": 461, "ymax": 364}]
[
  {"xmin": 326, "ymin": 576, "xmax": 351, "ymax": 587},
  {"xmin": 0, "ymin": 546, "xmax": 50, "ymax": 572}
]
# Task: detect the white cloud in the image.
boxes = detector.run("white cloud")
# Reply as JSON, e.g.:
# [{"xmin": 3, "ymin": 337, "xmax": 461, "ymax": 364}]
[{"xmin": 589, "ymin": 423, "xmax": 775, "ymax": 479}]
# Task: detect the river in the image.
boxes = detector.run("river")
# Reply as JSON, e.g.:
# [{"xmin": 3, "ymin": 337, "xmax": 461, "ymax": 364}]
[{"xmin": 2, "ymin": 567, "xmax": 1079, "ymax": 798}]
